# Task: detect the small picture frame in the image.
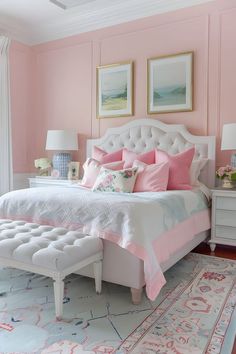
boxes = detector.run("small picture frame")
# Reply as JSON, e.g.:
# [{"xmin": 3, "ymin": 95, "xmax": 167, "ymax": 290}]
[
  {"xmin": 147, "ymin": 52, "xmax": 193, "ymax": 114},
  {"xmin": 68, "ymin": 161, "xmax": 80, "ymax": 180},
  {"xmin": 97, "ymin": 61, "xmax": 134, "ymax": 118}
]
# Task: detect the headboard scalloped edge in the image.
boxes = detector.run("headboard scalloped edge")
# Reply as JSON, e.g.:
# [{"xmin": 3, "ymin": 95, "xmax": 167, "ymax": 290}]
[{"xmin": 87, "ymin": 118, "xmax": 216, "ymax": 188}]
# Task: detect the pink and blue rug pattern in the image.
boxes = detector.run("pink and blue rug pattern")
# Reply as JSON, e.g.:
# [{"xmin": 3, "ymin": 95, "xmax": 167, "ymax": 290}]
[{"xmin": 0, "ymin": 253, "xmax": 235, "ymax": 353}]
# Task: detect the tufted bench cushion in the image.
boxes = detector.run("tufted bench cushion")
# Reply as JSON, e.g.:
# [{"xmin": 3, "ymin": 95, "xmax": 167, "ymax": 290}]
[
  {"xmin": 0, "ymin": 219, "xmax": 103, "ymax": 319},
  {"xmin": 0, "ymin": 220, "xmax": 103, "ymax": 271}
]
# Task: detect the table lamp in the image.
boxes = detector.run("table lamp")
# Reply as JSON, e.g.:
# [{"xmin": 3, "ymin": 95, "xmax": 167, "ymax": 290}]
[
  {"xmin": 221, "ymin": 123, "xmax": 236, "ymax": 168},
  {"xmin": 46, "ymin": 130, "xmax": 78, "ymax": 178}
]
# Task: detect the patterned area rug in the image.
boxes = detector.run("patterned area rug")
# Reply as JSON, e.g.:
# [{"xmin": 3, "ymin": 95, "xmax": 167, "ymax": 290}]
[{"xmin": 0, "ymin": 253, "xmax": 235, "ymax": 354}]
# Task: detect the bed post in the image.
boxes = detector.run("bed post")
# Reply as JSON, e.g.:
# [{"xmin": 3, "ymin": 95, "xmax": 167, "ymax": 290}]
[{"xmin": 131, "ymin": 287, "xmax": 143, "ymax": 305}]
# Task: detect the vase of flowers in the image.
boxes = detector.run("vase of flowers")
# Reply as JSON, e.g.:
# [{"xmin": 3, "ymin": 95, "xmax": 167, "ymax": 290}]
[
  {"xmin": 216, "ymin": 165, "xmax": 236, "ymax": 188},
  {"xmin": 34, "ymin": 158, "xmax": 52, "ymax": 176}
]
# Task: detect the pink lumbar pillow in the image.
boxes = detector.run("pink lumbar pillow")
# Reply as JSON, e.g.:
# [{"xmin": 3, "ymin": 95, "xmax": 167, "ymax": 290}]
[
  {"xmin": 155, "ymin": 147, "xmax": 195, "ymax": 190},
  {"xmin": 122, "ymin": 148, "xmax": 155, "ymax": 168},
  {"xmin": 92, "ymin": 146, "xmax": 123, "ymax": 164},
  {"xmin": 133, "ymin": 160, "xmax": 169, "ymax": 192},
  {"xmin": 81, "ymin": 158, "xmax": 124, "ymax": 188}
]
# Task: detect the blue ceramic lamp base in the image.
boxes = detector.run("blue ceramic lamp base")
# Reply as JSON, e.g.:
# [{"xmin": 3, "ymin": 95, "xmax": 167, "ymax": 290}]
[{"xmin": 52, "ymin": 152, "xmax": 71, "ymax": 178}]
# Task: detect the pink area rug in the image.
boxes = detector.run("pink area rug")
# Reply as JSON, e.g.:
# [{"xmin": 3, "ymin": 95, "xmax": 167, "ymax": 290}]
[
  {"xmin": 0, "ymin": 253, "xmax": 235, "ymax": 354},
  {"xmin": 117, "ymin": 255, "xmax": 236, "ymax": 354}
]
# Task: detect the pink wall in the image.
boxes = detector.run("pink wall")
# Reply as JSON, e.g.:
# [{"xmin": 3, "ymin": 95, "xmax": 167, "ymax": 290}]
[
  {"xmin": 10, "ymin": 41, "xmax": 34, "ymax": 173},
  {"xmin": 10, "ymin": 0, "xmax": 236, "ymax": 173}
]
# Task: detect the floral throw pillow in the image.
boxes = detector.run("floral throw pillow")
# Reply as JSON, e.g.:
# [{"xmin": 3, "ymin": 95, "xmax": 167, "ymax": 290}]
[{"xmin": 92, "ymin": 167, "xmax": 138, "ymax": 193}]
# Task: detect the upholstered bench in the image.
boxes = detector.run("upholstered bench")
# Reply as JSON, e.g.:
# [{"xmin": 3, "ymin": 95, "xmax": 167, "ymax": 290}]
[{"xmin": 0, "ymin": 219, "xmax": 103, "ymax": 319}]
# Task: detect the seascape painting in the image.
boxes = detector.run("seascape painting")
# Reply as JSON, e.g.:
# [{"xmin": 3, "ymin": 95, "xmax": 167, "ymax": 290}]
[
  {"xmin": 101, "ymin": 70, "xmax": 128, "ymax": 111},
  {"xmin": 153, "ymin": 61, "xmax": 187, "ymax": 106},
  {"xmin": 97, "ymin": 62, "xmax": 133, "ymax": 118},
  {"xmin": 148, "ymin": 52, "xmax": 193, "ymax": 113}
]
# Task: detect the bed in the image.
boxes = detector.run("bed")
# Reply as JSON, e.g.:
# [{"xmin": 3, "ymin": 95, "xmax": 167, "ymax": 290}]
[
  {"xmin": 0, "ymin": 118, "xmax": 215, "ymax": 303},
  {"xmin": 81, "ymin": 118, "xmax": 215, "ymax": 301}
]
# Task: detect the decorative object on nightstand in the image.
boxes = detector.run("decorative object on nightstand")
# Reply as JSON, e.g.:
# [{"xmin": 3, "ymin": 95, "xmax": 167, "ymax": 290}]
[
  {"xmin": 46, "ymin": 130, "xmax": 78, "ymax": 178},
  {"xmin": 34, "ymin": 158, "xmax": 52, "ymax": 176},
  {"xmin": 216, "ymin": 165, "xmax": 236, "ymax": 189},
  {"xmin": 210, "ymin": 187, "xmax": 236, "ymax": 252},
  {"xmin": 68, "ymin": 161, "xmax": 80, "ymax": 180},
  {"xmin": 221, "ymin": 123, "xmax": 236, "ymax": 168}
]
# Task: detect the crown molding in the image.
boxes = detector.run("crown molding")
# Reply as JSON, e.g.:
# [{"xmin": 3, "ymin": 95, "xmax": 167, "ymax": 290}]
[
  {"xmin": 0, "ymin": 0, "xmax": 214, "ymax": 45},
  {"xmin": 49, "ymin": 0, "xmax": 96, "ymax": 10},
  {"xmin": 0, "ymin": 18, "xmax": 35, "ymax": 45}
]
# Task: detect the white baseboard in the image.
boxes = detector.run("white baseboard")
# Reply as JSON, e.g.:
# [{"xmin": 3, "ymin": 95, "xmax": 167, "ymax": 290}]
[{"xmin": 13, "ymin": 173, "xmax": 36, "ymax": 190}]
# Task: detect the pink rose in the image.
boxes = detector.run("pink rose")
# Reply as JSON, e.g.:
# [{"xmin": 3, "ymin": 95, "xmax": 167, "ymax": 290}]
[
  {"xmin": 124, "ymin": 171, "xmax": 133, "ymax": 178},
  {"xmin": 217, "ymin": 167, "xmax": 225, "ymax": 177},
  {"xmin": 225, "ymin": 165, "xmax": 233, "ymax": 172}
]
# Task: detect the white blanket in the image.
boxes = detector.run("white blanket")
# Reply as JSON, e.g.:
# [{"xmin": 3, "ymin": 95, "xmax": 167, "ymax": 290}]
[{"xmin": 0, "ymin": 186, "xmax": 210, "ymax": 300}]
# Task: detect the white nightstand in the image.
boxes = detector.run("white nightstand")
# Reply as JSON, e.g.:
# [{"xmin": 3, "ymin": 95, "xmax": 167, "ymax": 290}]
[
  {"xmin": 210, "ymin": 187, "xmax": 236, "ymax": 251},
  {"xmin": 28, "ymin": 177, "xmax": 81, "ymax": 188}
]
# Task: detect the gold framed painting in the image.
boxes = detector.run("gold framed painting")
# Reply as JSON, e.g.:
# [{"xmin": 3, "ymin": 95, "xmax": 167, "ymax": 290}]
[
  {"xmin": 97, "ymin": 61, "xmax": 134, "ymax": 118},
  {"xmin": 147, "ymin": 52, "xmax": 193, "ymax": 114}
]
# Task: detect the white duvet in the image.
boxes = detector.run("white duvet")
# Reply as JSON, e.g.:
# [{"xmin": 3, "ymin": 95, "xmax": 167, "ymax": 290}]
[{"xmin": 0, "ymin": 186, "xmax": 210, "ymax": 300}]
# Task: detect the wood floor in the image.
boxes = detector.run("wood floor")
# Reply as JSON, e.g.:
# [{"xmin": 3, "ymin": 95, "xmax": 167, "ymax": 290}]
[
  {"xmin": 194, "ymin": 242, "xmax": 236, "ymax": 260},
  {"xmin": 193, "ymin": 242, "xmax": 236, "ymax": 354}
]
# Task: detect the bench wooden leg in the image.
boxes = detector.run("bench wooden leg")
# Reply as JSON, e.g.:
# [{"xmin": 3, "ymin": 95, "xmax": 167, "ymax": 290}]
[
  {"xmin": 53, "ymin": 277, "xmax": 64, "ymax": 320},
  {"xmin": 93, "ymin": 260, "xmax": 102, "ymax": 294}
]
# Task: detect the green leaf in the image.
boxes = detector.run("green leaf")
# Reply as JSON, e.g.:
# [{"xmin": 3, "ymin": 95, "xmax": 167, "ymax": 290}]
[{"xmin": 230, "ymin": 171, "xmax": 236, "ymax": 181}]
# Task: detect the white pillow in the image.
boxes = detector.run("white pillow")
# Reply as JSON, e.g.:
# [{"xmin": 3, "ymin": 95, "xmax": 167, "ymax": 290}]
[
  {"xmin": 190, "ymin": 159, "xmax": 208, "ymax": 186},
  {"xmin": 92, "ymin": 167, "xmax": 138, "ymax": 193}
]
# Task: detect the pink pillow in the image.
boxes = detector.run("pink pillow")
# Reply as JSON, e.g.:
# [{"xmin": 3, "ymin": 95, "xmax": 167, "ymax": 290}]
[
  {"xmin": 92, "ymin": 146, "xmax": 123, "ymax": 164},
  {"xmin": 81, "ymin": 158, "xmax": 124, "ymax": 188},
  {"xmin": 155, "ymin": 147, "xmax": 195, "ymax": 190},
  {"xmin": 123, "ymin": 148, "xmax": 155, "ymax": 168},
  {"xmin": 133, "ymin": 160, "xmax": 169, "ymax": 192}
]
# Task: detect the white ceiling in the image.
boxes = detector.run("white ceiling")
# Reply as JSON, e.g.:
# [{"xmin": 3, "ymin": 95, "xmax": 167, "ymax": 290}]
[{"xmin": 0, "ymin": 0, "xmax": 214, "ymax": 45}]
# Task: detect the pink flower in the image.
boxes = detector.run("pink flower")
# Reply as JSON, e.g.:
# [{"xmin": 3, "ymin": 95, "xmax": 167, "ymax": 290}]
[
  {"xmin": 124, "ymin": 171, "xmax": 133, "ymax": 178},
  {"xmin": 106, "ymin": 174, "xmax": 113, "ymax": 182},
  {"xmin": 217, "ymin": 167, "xmax": 225, "ymax": 177},
  {"xmin": 225, "ymin": 165, "xmax": 233, "ymax": 172},
  {"xmin": 216, "ymin": 165, "xmax": 236, "ymax": 179},
  {"xmin": 103, "ymin": 177, "xmax": 112, "ymax": 186}
]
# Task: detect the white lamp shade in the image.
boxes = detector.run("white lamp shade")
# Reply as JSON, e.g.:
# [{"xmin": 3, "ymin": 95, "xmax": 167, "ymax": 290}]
[
  {"xmin": 221, "ymin": 124, "xmax": 236, "ymax": 150},
  {"xmin": 46, "ymin": 130, "xmax": 78, "ymax": 151}
]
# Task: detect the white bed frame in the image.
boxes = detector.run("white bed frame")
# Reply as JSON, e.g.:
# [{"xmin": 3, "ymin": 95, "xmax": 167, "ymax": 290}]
[{"xmin": 80, "ymin": 118, "xmax": 215, "ymax": 303}]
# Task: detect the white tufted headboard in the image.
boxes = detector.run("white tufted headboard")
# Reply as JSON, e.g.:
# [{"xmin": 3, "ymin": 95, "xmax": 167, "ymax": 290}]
[{"xmin": 87, "ymin": 119, "xmax": 216, "ymax": 188}]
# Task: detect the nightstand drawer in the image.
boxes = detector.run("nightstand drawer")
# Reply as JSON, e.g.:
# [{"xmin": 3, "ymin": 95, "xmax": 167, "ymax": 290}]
[
  {"xmin": 211, "ymin": 188, "xmax": 236, "ymax": 251},
  {"xmin": 215, "ymin": 225, "xmax": 236, "ymax": 240},
  {"xmin": 216, "ymin": 196, "xmax": 236, "ymax": 211},
  {"xmin": 215, "ymin": 209, "xmax": 236, "ymax": 227}
]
